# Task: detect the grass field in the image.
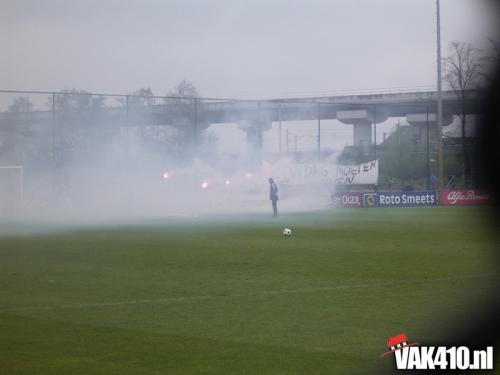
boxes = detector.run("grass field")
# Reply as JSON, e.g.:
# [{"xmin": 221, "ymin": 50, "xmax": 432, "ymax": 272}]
[{"xmin": 1, "ymin": 206, "xmax": 498, "ymax": 374}]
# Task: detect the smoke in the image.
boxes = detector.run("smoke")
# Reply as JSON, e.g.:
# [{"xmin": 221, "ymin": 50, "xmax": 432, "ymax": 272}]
[{"xmin": 1, "ymin": 114, "xmax": 338, "ymax": 229}]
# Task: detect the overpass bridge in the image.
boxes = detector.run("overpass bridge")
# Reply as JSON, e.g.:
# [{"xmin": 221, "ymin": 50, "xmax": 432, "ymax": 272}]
[{"xmin": 0, "ymin": 89, "xmax": 483, "ymax": 154}]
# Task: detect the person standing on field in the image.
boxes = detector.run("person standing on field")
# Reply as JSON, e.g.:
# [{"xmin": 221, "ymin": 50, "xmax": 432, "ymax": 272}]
[{"xmin": 269, "ymin": 178, "xmax": 278, "ymax": 218}]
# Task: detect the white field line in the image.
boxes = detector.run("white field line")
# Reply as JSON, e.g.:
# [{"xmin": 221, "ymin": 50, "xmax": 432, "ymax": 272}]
[{"xmin": 1, "ymin": 274, "xmax": 498, "ymax": 314}]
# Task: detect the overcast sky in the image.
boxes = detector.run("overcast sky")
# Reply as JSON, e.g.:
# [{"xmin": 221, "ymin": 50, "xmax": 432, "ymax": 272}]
[
  {"xmin": 1, "ymin": 0, "xmax": 498, "ymax": 98},
  {"xmin": 1, "ymin": 0, "xmax": 498, "ymax": 154}
]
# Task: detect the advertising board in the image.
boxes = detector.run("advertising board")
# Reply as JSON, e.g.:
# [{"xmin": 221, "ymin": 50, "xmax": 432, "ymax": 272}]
[
  {"xmin": 442, "ymin": 189, "xmax": 490, "ymax": 205},
  {"xmin": 363, "ymin": 192, "xmax": 438, "ymax": 207},
  {"xmin": 331, "ymin": 192, "xmax": 363, "ymax": 208}
]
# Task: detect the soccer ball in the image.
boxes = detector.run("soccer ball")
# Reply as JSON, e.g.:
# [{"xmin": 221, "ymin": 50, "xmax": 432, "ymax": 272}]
[{"xmin": 282, "ymin": 228, "xmax": 292, "ymax": 237}]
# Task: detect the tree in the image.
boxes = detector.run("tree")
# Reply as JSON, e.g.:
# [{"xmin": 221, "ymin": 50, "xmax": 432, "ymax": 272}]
[
  {"xmin": 7, "ymin": 96, "xmax": 34, "ymax": 113},
  {"xmin": 477, "ymin": 37, "xmax": 500, "ymax": 87},
  {"xmin": 164, "ymin": 80, "xmax": 202, "ymax": 157},
  {"xmin": 126, "ymin": 87, "xmax": 155, "ymax": 107},
  {"xmin": 167, "ymin": 80, "xmax": 199, "ymax": 100},
  {"xmin": 124, "ymin": 87, "xmax": 180, "ymax": 155},
  {"xmin": 443, "ymin": 41, "xmax": 483, "ymax": 183},
  {"xmin": 124, "ymin": 81, "xmax": 209, "ymax": 159},
  {"xmin": 0, "ymin": 97, "xmax": 35, "ymax": 163},
  {"xmin": 48, "ymin": 89, "xmax": 110, "ymax": 184},
  {"xmin": 51, "ymin": 89, "xmax": 107, "ymax": 155},
  {"xmin": 378, "ymin": 122, "xmax": 427, "ymax": 189},
  {"xmin": 53, "ymin": 89, "xmax": 106, "ymax": 112}
]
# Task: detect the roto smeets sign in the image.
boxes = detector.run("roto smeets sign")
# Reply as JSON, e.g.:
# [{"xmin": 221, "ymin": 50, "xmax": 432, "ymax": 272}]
[{"xmin": 365, "ymin": 192, "xmax": 438, "ymax": 207}]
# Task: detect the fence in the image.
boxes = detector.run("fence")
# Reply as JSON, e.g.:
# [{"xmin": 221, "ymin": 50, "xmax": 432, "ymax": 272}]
[{"xmin": 0, "ymin": 89, "xmax": 480, "ymax": 205}]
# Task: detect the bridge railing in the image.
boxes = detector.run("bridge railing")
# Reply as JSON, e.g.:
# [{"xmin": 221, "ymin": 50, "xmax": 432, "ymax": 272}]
[{"xmin": 230, "ymin": 85, "xmax": 458, "ymax": 100}]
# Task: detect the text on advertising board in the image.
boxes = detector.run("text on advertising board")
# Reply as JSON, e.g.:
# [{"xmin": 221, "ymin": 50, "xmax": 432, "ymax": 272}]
[
  {"xmin": 331, "ymin": 192, "xmax": 363, "ymax": 207},
  {"xmin": 442, "ymin": 189, "xmax": 489, "ymax": 205},
  {"xmin": 363, "ymin": 192, "xmax": 437, "ymax": 207}
]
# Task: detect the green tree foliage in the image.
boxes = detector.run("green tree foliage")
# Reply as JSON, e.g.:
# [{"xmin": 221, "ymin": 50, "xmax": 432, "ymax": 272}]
[
  {"xmin": 336, "ymin": 145, "xmax": 368, "ymax": 166},
  {"xmin": 165, "ymin": 80, "xmax": 202, "ymax": 158},
  {"xmin": 0, "ymin": 97, "xmax": 35, "ymax": 163},
  {"xmin": 53, "ymin": 89, "xmax": 106, "ymax": 112},
  {"xmin": 377, "ymin": 122, "xmax": 427, "ymax": 189},
  {"xmin": 167, "ymin": 80, "xmax": 199, "ymax": 101},
  {"xmin": 126, "ymin": 87, "xmax": 181, "ymax": 155},
  {"xmin": 127, "ymin": 87, "xmax": 155, "ymax": 107},
  {"xmin": 49, "ymin": 90, "xmax": 112, "ymax": 184},
  {"xmin": 126, "ymin": 81, "xmax": 212, "ymax": 159},
  {"xmin": 7, "ymin": 96, "xmax": 34, "ymax": 113}
]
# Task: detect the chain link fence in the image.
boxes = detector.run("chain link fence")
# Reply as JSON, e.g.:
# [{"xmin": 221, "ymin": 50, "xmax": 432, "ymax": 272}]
[{"xmin": 0, "ymin": 89, "xmax": 479, "ymax": 210}]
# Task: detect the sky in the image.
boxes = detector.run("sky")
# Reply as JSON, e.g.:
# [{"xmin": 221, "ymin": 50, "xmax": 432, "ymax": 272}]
[
  {"xmin": 1, "ymin": 0, "xmax": 498, "ymax": 97},
  {"xmin": 1, "ymin": 0, "xmax": 499, "ymax": 153}
]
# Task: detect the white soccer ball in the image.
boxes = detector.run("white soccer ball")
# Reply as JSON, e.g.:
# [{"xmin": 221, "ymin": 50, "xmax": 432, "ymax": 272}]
[{"xmin": 282, "ymin": 228, "xmax": 292, "ymax": 237}]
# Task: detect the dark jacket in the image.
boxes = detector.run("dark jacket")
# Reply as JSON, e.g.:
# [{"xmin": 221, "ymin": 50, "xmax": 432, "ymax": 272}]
[{"xmin": 269, "ymin": 182, "xmax": 278, "ymax": 200}]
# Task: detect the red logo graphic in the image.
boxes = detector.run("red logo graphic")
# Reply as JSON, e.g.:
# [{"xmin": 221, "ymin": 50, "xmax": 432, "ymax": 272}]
[
  {"xmin": 442, "ymin": 189, "xmax": 490, "ymax": 205},
  {"xmin": 380, "ymin": 333, "xmax": 418, "ymax": 357}
]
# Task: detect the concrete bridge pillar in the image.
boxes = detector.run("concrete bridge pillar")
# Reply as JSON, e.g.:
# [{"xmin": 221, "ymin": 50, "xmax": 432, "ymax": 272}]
[
  {"xmin": 238, "ymin": 119, "xmax": 272, "ymax": 156},
  {"xmin": 352, "ymin": 122, "xmax": 372, "ymax": 152},
  {"xmin": 337, "ymin": 109, "xmax": 387, "ymax": 155}
]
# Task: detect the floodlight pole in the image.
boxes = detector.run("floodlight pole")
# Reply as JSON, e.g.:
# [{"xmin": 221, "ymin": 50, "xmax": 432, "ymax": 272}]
[
  {"xmin": 286, "ymin": 129, "xmax": 290, "ymax": 154},
  {"xmin": 426, "ymin": 106, "xmax": 431, "ymax": 190},
  {"xmin": 278, "ymin": 102, "xmax": 282, "ymax": 154},
  {"xmin": 125, "ymin": 95, "xmax": 129, "ymax": 162},
  {"xmin": 373, "ymin": 104, "xmax": 377, "ymax": 159},
  {"xmin": 20, "ymin": 166, "xmax": 24, "ymax": 203},
  {"xmin": 51, "ymin": 92, "xmax": 56, "ymax": 193},
  {"xmin": 194, "ymin": 97, "xmax": 198, "ymax": 151},
  {"xmin": 317, "ymin": 102, "xmax": 321, "ymax": 157},
  {"xmin": 436, "ymin": 0, "xmax": 444, "ymax": 202},
  {"xmin": 51, "ymin": 92, "xmax": 56, "ymax": 159}
]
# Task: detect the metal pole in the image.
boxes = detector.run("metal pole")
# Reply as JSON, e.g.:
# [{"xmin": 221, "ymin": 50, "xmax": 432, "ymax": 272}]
[
  {"xmin": 123, "ymin": 95, "xmax": 131, "ymax": 203},
  {"xmin": 317, "ymin": 102, "xmax": 321, "ymax": 157},
  {"xmin": 373, "ymin": 104, "xmax": 377, "ymax": 159},
  {"xmin": 194, "ymin": 97, "xmax": 198, "ymax": 150},
  {"xmin": 51, "ymin": 92, "xmax": 56, "ymax": 158},
  {"xmin": 397, "ymin": 122, "xmax": 401, "ymax": 189},
  {"xmin": 51, "ymin": 92, "xmax": 56, "ymax": 193},
  {"xmin": 436, "ymin": 0, "xmax": 444, "ymax": 202},
  {"xmin": 257, "ymin": 101, "xmax": 262, "ymax": 156},
  {"xmin": 19, "ymin": 166, "xmax": 24, "ymax": 204},
  {"xmin": 286, "ymin": 129, "xmax": 289, "ymax": 154},
  {"xmin": 426, "ymin": 107, "xmax": 430, "ymax": 190},
  {"xmin": 125, "ymin": 95, "xmax": 129, "ymax": 157},
  {"xmin": 278, "ymin": 102, "xmax": 282, "ymax": 154}
]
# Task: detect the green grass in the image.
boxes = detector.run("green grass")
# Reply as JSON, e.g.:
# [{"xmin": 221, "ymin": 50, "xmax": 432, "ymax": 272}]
[{"xmin": 0, "ymin": 207, "xmax": 498, "ymax": 374}]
